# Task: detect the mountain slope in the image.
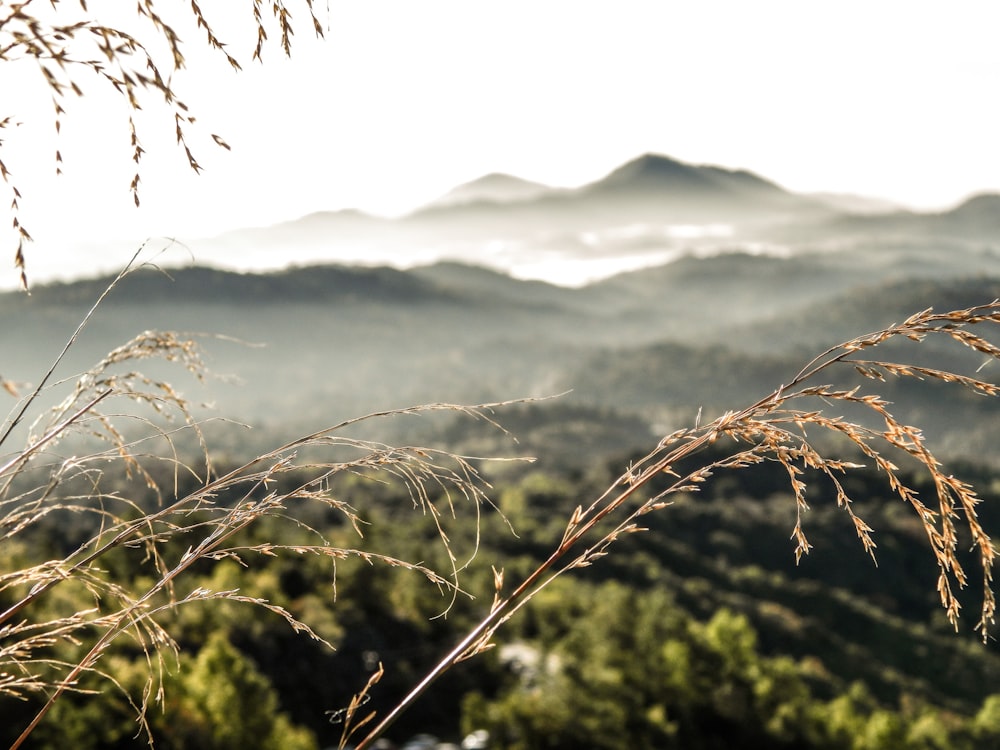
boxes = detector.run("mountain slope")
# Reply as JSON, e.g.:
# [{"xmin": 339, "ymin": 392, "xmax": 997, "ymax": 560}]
[
  {"xmin": 580, "ymin": 153, "xmax": 795, "ymax": 203},
  {"xmin": 404, "ymin": 153, "xmax": 829, "ymax": 232},
  {"xmin": 6, "ymin": 260, "xmax": 1000, "ymax": 466},
  {"xmin": 428, "ymin": 173, "xmax": 555, "ymax": 207},
  {"xmin": 6, "ymin": 264, "xmax": 449, "ymax": 308},
  {"xmin": 780, "ymin": 192, "xmax": 1000, "ymax": 245},
  {"xmin": 109, "ymin": 153, "xmax": 1000, "ymax": 289}
]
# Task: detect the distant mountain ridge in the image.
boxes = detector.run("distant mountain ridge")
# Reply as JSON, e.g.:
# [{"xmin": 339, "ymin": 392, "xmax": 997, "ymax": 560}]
[
  {"xmin": 6, "ymin": 253, "xmax": 1000, "ymax": 466},
  {"xmin": 403, "ymin": 153, "xmax": 823, "ymax": 227},
  {"xmin": 946, "ymin": 192, "xmax": 1000, "ymax": 227},
  {"xmin": 6, "ymin": 264, "xmax": 452, "ymax": 308},
  {"xmin": 795, "ymin": 191, "xmax": 1000, "ymax": 244},
  {"xmin": 196, "ymin": 152, "xmax": 818, "ymax": 232},
  {"xmin": 429, "ymin": 173, "xmax": 554, "ymax": 207},
  {"xmin": 581, "ymin": 154, "xmax": 789, "ymax": 199},
  {"xmin": 171, "ymin": 152, "xmax": 1000, "ymax": 287}
]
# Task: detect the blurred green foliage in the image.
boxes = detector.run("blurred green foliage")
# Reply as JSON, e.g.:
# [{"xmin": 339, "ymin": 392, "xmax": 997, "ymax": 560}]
[{"xmin": 4, "ymin": 442, "xmax": 1000, "ymax": 748}]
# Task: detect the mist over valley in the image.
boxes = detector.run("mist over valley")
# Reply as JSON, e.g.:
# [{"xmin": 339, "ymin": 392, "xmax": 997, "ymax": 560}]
[{"xmin": 6, "ymin": 155, "xmax": 1000, "ymax": 466}]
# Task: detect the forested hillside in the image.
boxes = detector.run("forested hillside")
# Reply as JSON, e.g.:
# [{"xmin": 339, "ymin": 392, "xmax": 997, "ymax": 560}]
[
  {"xmin": 4, "ymin": 256, "xmax": 1000, "ymax": 463},
  {"xmin": 3, "ymin": 447, "xmax": 1000, "ymax": 748},
  {"xmin": 4, "ymin": 254, "xmax": 1000, "ymax": 748}
]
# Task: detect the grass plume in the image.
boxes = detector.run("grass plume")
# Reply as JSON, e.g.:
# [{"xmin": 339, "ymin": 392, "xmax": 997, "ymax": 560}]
[{"xmin": 349, "ymin": 300, "xmax": 1000, "ymax": 748}]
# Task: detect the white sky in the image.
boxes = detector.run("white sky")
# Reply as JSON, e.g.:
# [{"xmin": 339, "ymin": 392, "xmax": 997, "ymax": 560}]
[{"xmin": 2, "ymin": 1, "xmax": 999, "ymax": 286}]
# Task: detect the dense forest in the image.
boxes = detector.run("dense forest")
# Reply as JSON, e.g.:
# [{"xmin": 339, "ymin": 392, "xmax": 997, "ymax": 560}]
[
  {"xmin": 3, "ymin": 405, "xmax": 1000, "ymax": 749},
  {"xmin": 4, "ymin": 257, "xmax": 1000, "ymax": 748}
]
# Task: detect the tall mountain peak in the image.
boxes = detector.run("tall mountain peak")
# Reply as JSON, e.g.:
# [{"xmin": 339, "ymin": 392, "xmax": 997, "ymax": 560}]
[
  {"xmin": 584, "ymin": 153, "xmax": 787, "ymax": 199},
  {"xmin": 596, "ymin": 153, "xmax": 700, "ymax": 186}
]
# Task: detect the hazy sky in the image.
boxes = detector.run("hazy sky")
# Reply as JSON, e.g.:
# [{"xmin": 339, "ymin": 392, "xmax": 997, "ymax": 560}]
[{"xmin": 3, "ymin": 1, "xmax": 999, "ymax": 285}]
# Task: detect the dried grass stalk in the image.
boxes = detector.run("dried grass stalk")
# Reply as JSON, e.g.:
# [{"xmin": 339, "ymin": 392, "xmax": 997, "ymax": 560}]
[
  {"xmin": 0, "ymin": 262, "xmax": 529, "ymax": 748},
  {"xmin": 349, "ymin": 300, "xmax": 1000, "ymax": 749},
  {"xmin": 1, "ymin": 1, "xmax": 324, "ymax": 287}
]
